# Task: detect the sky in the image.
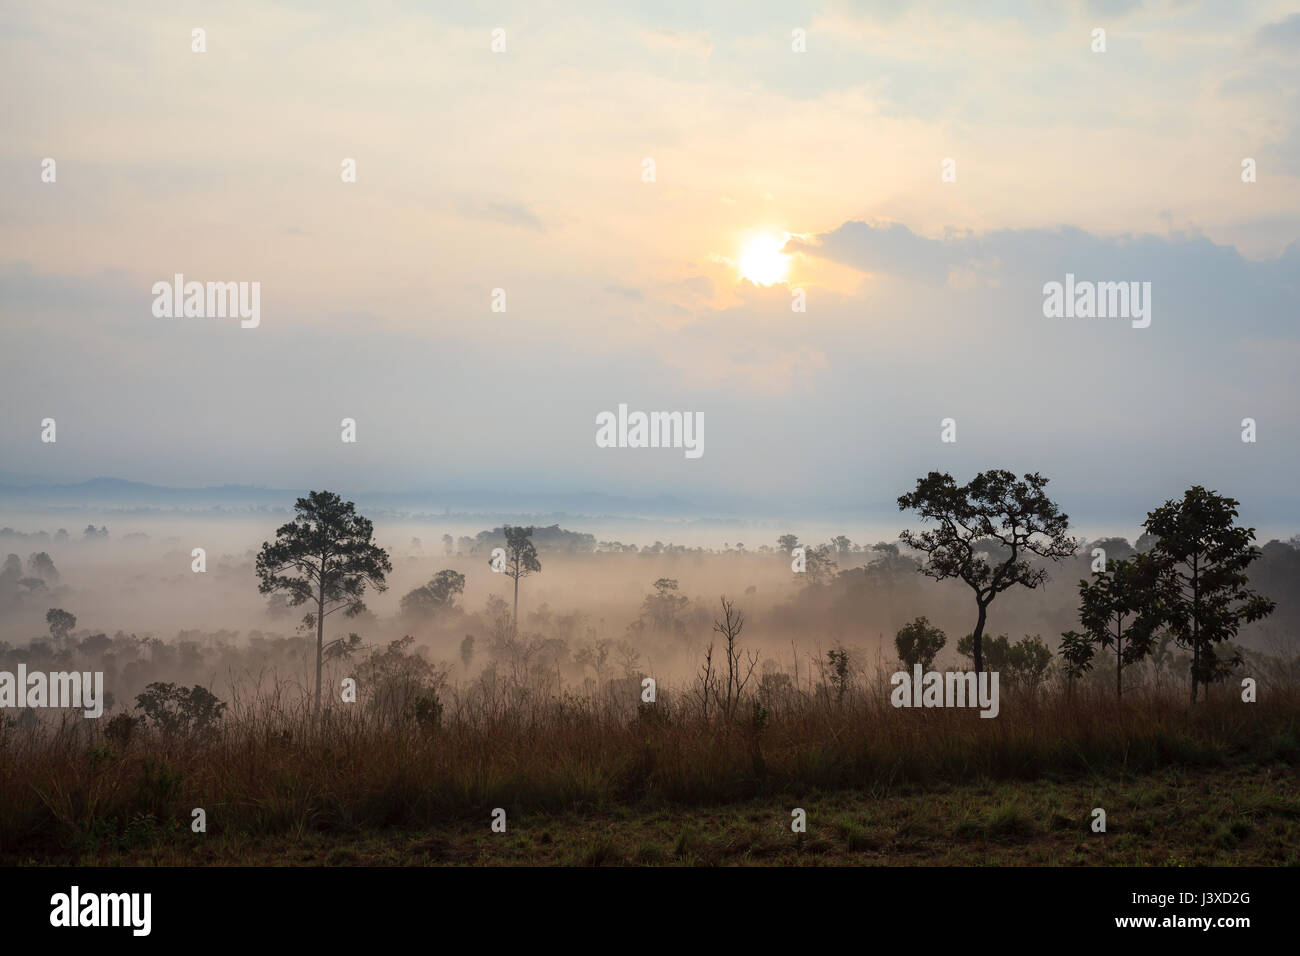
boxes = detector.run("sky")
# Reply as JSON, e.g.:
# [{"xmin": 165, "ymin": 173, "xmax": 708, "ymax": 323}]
[{"xmin": 1, "ymin": 0, "xmax": 1298, "ymax": 531}]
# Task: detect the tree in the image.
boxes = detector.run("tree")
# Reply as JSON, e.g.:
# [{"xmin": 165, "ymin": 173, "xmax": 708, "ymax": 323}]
[
  {"xmin": 1058, "ymin": 630, "xmax": 1094, "ymax": 686},
  {"xmin": 255, "ymin": 491, "xmax": 392, "ymax": 722},
  {"xmin": 1142, "ymin": 486, "xmax": 1275, "ymax": 703},
  {"xmin": 354, "ymin": 635, "xmax": 442, "ymax": 729},
  {"xmin": 696, "ymin": 641, "xmax": 718, "ymax": 721},
  {"xmin": 713, "ymin": 596, "xmax": 757, "ymax": 720},
  {"xmin": 134, "ymin": 682, "xmax": 227, "ymax": 735},
  {"xmin": 46, "ymin": 608, "xmax": 76, "ymax": 643},
  {"xmin": 1060, "ymin": 555, "xmax": 1164, "ymax": 699},
  {"xmin": 400, "ymin": 569, "xmax": 466, "ymax": 619},
  {"xmin": 27, "ymin": 553, "xmax": 58, "ymax": 582},
  {"xmin": 777, "ymin": 534, "xmax": 800, "ymax": 554},
  {"xmin": 1005, "ymin": 635, "xmax": 1052, "ymax": 692},
  {"xmin": 1135, "ymin": 531, "xmax": 1159, "ymax": 552},
  {"xmin": 501, "ymin": 525, "xmax": 541, "ymax": 629},
  {"xmin": 323, "ymin": 632, "xmax": 363, "ymax": 662},
  {"xmin": 957, "ymin": 632, "xmax": 1012, "ymax": 671},
  {"xmin": 895, "ymin": 616, "xmax": 947, "ymax": 670},
  {"xmin": 1088, "ymin": 537, "xmax": 1135, "ymax": 562},
  {"xmin": 803, "ymin": 543, "xmax": 838, "ymax": 585},
  {"xmin": 862, "ymin": 542, "xmax": 920, "ymax": 589},
  {"xmin": 956, "ymin": 633, "xmax": 1051, "ymax": 689},
  {"xmin": 639, "ymin": 577, "xmax": 689, "ymax": 635},
  {"xmin": 826, "ymin": 647, "xmax": 851, "ymax": 703},
  {"xmin": 899, "ymin": 470, "xmax": 1078, "ymax": 675}
]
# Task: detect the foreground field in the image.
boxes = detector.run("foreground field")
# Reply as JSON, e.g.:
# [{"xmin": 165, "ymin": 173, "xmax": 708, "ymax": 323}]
[
  {"xmin": 7, "ymin": 764, "xmax": 1296, "ymax": 866},
  {"xmin": 4, "ymin": 683, "xmax": 1298, "ymax": 865}
]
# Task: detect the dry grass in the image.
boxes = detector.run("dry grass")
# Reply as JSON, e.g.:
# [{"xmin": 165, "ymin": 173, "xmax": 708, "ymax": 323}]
[{"xmin": 1, "ymin": 679, "xmax": 1296, "ymax": 862}]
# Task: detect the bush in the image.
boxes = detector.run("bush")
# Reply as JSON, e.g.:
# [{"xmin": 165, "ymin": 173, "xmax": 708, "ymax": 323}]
[
  {"xmin": 134, "ymin": 682, "xmax": 227, "ymax": 735},
  {"xmin": 895, "ymin": 617, "xmax": 947, "ymax": 670},
  {"xmin": 407, "ymin": 690, "xmax": 443, "ymax": 729},
  {"xmin": 104, "ymin": 713, "xmax": 138, "ymax": 746},
  {"xmin": 957, "ymin": 633, "xmax": 1053, "ymax": 688}
]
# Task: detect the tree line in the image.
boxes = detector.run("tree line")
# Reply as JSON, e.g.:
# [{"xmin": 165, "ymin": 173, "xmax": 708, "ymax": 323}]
[
  {"xmin": 250, "ymin": 471, "xmax": 1277, "ymax": 723},
  {"xmin": 895, "ymin": 470, "xmax": 1275, "ymax": 702}
]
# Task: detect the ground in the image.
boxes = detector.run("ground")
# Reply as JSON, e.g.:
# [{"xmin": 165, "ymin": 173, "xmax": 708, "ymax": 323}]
[{"xmin": 21, "ymin": 764, "xmax": 1298, "ymax": 866}]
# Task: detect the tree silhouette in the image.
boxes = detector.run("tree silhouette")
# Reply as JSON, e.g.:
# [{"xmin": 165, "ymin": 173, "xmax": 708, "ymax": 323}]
[
  {"xmin": 255, "ymin": 491, "xmax": 391, "ymax": 722},
  {"xmin": 27, "ymin": 553, "xmax": 58, "ymax": 582},
  {"xmin": 713, "ymin": 596, "xmax": 756, "ymax": 719},
  {"xmin": 803, "ymin": 543, "xmax": 838, "ymax": 585},
  {"xmin": 1060, "ymin": 555, "xmax": 1165, "ymax": 699},
  {"xmin": 956, "ymin": 633, "xmax": 1052, "ymax": 690},
  {"xmin": 1142, "ymin": 486, "xmax": 1275, "ymax": 703},
  {"xmin": 899, "ymin": 470, "xmax": 1078, "ymax": 675},
  {"xmin": 46, "ymin": 608, "xmax": 76, "ymax": 644},
  {"xmin": 135, "ymin": 682, "xmax": 227, "ymax": 735},
  {"xmin": 400, "ymin": 569, "xmax": 466, "ymax": 619},
  {"xmin": 640, "ymin": 577, "xmax": 689, "ymax": 634},
  {"xmin": 501, "ymin": 525, "xmax": 541, "ymax": 629},
  {"xmin": 895, "ymin": 616, "xmax": 947, "ymax": 670}
]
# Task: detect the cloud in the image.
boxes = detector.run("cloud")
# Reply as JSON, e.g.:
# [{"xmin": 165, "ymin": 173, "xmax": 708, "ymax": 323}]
[
  {"xmin": 1255, "ymin": 13, "xmax": 1300, "ymax": 56},
  {"xmin": 462, "ymin": 201, "xmax": 547, "ymax": 232},
  {"xmin": 792, "ymin": 220, "xmax": 1298, "ymax": 330},
  {"xmin": 786, "ymin": 222, "xmax": 964, "ymax": 285}
]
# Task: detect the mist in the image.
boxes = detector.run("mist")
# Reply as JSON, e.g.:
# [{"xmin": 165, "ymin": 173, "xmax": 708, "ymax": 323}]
[{"xmin": 4, "ymin": 498, "xmax": 1297, "ymax": 720}]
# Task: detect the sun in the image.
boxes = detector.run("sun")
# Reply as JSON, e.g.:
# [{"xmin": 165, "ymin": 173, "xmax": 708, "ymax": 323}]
[{"xmin": 737, "ymin": 232, "xmax": 791, "ymax": 285}]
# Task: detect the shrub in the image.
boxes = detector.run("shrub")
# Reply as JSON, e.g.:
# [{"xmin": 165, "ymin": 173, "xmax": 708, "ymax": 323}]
[
  {"xmin": 104, "ymin": 713, "xmax": 138, "ymax": 746},
  {"xmin": 895, "ymin": 617, "xmax": 948, "ymax": 670},
  {"xmin": 134, "ymin": 682, "xmax": 227, "ymax": 735}
]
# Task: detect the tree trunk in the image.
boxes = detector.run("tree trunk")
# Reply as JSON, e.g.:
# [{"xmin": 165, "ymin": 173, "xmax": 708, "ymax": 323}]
[
  {"xmin": 1116, "ymin": 623, "xmax": 1123, "ymax": 701},
  {"xmin": 512, "ymin": 573, "xmax": 519, "ymax": 633},
  {"xmin": 314, "ymin": 592, "xmax": 324, "ymax": 724},
  {"xmin": 972, "ymin": 603, "xmax": 987, "ymax": 675},
  {"xmin": 1190, "ymin": 555, "xmax": 1200, "ymax": 705}
]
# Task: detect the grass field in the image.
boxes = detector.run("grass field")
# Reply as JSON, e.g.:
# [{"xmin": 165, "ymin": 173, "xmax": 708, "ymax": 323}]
[
  {"xmin": 3, "ymin": 681, "xmax": 1297, "ymax": 866},
  {"xmin": 9, "ymin": 764, "xmax": 1296, "ymax": 866}
]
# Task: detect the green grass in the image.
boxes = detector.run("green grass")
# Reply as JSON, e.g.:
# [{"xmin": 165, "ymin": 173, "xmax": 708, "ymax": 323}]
[{"xmin": 9, "ymin": 764, "xmax": 1297, "ymax": 866}]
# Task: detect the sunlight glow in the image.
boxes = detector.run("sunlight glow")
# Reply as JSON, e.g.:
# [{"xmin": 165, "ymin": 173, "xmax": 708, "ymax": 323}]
[{"xmin": 737, "ymin": 233, "xmax": 791, "ymax": 285}]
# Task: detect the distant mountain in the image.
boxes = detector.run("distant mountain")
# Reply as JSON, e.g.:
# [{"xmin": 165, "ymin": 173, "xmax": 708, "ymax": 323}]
[{"xmin": 0, "ymin": 476, "xmax": 726, "ymax": 519}]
